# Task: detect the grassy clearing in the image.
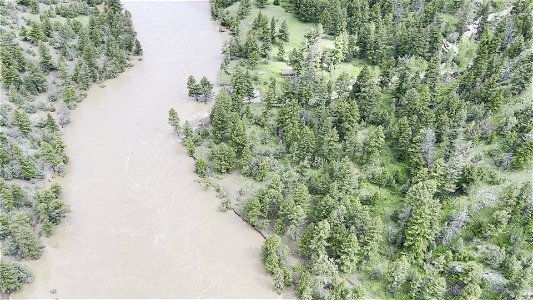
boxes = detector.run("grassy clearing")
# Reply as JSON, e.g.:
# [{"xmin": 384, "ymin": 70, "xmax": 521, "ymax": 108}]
[
  {"xmin": 457, "ymin": 37, "xmax": 478, "ymax": 71},
  {"xmin": 226, "ymin": 2, "xmax": 312, "ymax": 52},
  {"xmin": 223, "ymin": 1, "xmax": 366, "ymax": 91}
]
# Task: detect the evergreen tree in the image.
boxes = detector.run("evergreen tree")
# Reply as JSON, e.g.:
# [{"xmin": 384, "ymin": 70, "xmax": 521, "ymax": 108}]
[
  {"xmin": 74, "ymin": 60, "xmax": 91, "ymax": 90},
  {"xmin": 211, "ymin": 90, "xmax": 232, "ymax": 142},
  {"xmin": 0, "ymin": 260, "xmax": 33, "ymax": 294},
  {"xmin": 229, "ymin": 113, "xmax": 247, "ymax": 154},
  {"xmin": 199, "ymin": 76, "xmax": 214, "ymax": 101},
  {"xmin": 28, "ymin": 22, "xmax": 46, "ymax": 45},
  {"xmin": 332, "ymin": 31, "xmax": 349, "ymax": 65},
  {"xmin": 403, "ymin": 180, "xmax": 439, "ymax": 260},
  {"xmin": 13, "ymin": 110, "xmax": 32, "ymax": 136},
  {"xmin": 133, "ymin": 39, "xmax": 143, "ymax": 56},
  {"xmin": 278, "ymin": 21, "xmax": 289, "ymax": 43},
  {"xmin": 238, "ymin": 0, "xmax": 251, "ymax": 19},
  {"xmin": 24, "ymin": 62, "xmax": 47, "ymax": 94},
  {"xmin": 230, "ymin": 67, "xmax": 254, "ymax": 108},
  {"xmin": 270, "ymin": 17, "xmax": 277, "ymax": 43},
  {"xmin": 62, "ymin": 84, "xmax": 77, "ymax": 105},
  {"xmin": 210, "ymin": 142, "xmax": 236, "ymax": 173},
  {"xmin": 38, "ymin": 43, "xmax": 55, "ymax": 72},
  {"xmin": 277, "ymin": 43, "xmax": 285, "ymax": 61},
  {"xmin": 295, "ymin": 269, "xmax": 315, "ymax": 300},
  {"xmin": 39, "ymin": 141, "xmax": 60, "ymax": 168},
  {"xmin": 299, "ymin": 220, "xmax": 331, "ymax": 258},
  {"xmin": 195, "ymin": 159, "xmax": 208, "ymax": 177},
  {"xmin": 331, "ymin": 226, "xmax": 359, "ymax": 273},
  {"xmin": 106, "ymin": 0, "xmax": 122, "ymax": 13},
  {"xmin": 168, "ymin": 108, "xmax": 181, "ymax": 134},
  {"xmin": 363, "ymin": 126, "xmax": 384, "ymax": 164},
  {"xmin": 387, "ymin": 255, "xmax": 409, "ymax": 295},
  {"xmin": 12, "ymin": 145, "xmax": 40, "ymax": 180},
  {"xmin": 187, "ymin": 75, "xmax": 200, "ymax": 99},
  {"xmin": 256, "ymin": 0, "xmax": 267, "ymax": 9}
]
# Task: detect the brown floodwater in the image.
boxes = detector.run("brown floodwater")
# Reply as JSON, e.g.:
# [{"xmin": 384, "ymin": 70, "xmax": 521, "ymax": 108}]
[{"xmin": 15, "ymin": 1, "xmax": 280, "ymax": 298}]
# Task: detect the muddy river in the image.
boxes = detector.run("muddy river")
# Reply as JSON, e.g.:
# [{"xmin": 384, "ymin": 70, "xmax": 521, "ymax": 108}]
[{"xmin": 16, "ymin": 1, "xmax": 280, "ymax": 298}]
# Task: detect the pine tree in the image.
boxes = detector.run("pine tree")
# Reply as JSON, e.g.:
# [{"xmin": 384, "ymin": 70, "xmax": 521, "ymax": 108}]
[
  {"xmin": 332, "ymin": 31, "xmax": 349, "ymax": 65},
  {"xmin": 187, "ymin": 75, "xmax": 199, "ymax": 99},
  {"xmin": 403, "ymin": 180, "xmax": 439, "ymax": 260},
  {"xmin": 0, "ymin": 260, "xmax": 33, "ymax": 294},
  {"xmin": 57, "ymin": 57, "xmax": 69, "ymax": 86},
  {"xmin": 229, "ymin": 113, "xmax": 247, "ymax": 154},
  {"xmin": 38, "ymin": 42, "xmax": 55, "ymax": 72},
  {"xmin": 239, "ymin": 144, "xmax": 253, "ymax": 173},
  {"xmin": 12, "ymin": 145, "xmax": 40, "ymax": 180},
  {"xmin": 261, "ymin": 36, "xmax": 272, "ymax": 58},
  {"xmin": 295, "ymin": 269, "xmax": 315, "ymax": 300},
  {"xmin": 1, "ymin": 185, "xmax": 16, "ymax": 212},
  {"xmin": 256, "ymin": 0, "xmax": 267, "ymax": 9},
  {"xmin": 28, "ymin": 22, "xmax": 46, "ymax": 45},
  {"xmin": 13, "ymin": 110, "xmax": 32, "ymax": 136},
  {"xmin": 39, "ymin": 141, "xmax": 60, "ymax": 168},
  {"xmin": 269, "ymin": 17, "xmax": 277, "ymax": 43},
  {"xmin": 62, "ymin": 84, "xmax": 77, "ymax": 105},
  {"xmin": 211, "ymin": 90, "xmax": 232, "ymax": 142},
  {"xmin": 363, "ymin": 126, "xmax": 384, "ymax": 164},
  {"xmin": 396, "ymin": 117, "xmax": 412, "ymax": 160},
  {"xmin": 24, "ymin": 61, "xmax": 47, "ymax": 94},
  {"xmin": 0, "ymin": 62, "xmax": 21, "ymax": 89},
  {"xmin": 278, "ymin": 20, "xmax": 289, "ymax": 43},
  {"xmin": 168, "ymin": 108, "xmax": 181, "ymax": 134},
  {"xmin": 230, "ymin": 67, "xmax": 254, "ymax": 108},
  {"xmin": 277, "ymin": 43, "xmax": 285, "ymax": 61},
  {"xmin": 199, "ymin": 76, "xmax": 214, "ymax": 101},
  {"xmin": 182, "ymin": 121, "xmax": 193, "ymax": 140},
  {"xmin": 237, "ymin": 0, "xmax": 251, "ymax": 19},
  {"xmin": 106, "ymin": 0, "xmax": 122, "ymax": 13},
  {"xmin": 331, "ymin": 226, "xmax": 359, "ymax": 273},
  {"xmin": 249, "ymin": 50, "xmax": 260, "ymax": 68},
  {"xmin": 387, "ymin": 255, "xmax": 409, "ymax": 295},
  {"xmin": 133, "ymin": 39, "xmax": 143, "ymax": 55},
  {"xmin": 75, "ymin": 60, "xmax": 91, "ymax": 90},
  {"xmin": 299, "ymin": 220, "xmax": 331, "ymax": 258},
  {"xmin": 210, "ymin": 142, "xmax": 236, "ymax": 173}
]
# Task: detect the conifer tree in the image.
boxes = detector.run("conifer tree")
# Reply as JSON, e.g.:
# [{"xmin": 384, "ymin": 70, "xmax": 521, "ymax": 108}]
[
  {"xmin": 187, "ymin": 75, "xmax": 199, "ymax": 99},
  {"xmin": 74, "ymin": 60, "xmax": 91, "ymax": 90},
  {"xmin": 210, "ymin": 142, "xmax": 236, "ymax": 173},
  {"xmin": 256, "ymin": 0, "xmax": 267, "ymax": 9},
  {"xmin": 277, "ymin": 43, "xmax": 285, "ymax": 61},
  {"xmin": 199, "ymin": 76, "xmax": 214, "ymax": 101},
  {"xmin": 211, "ymin": 90, "xmax": 232, "ymax": 141},
  {"xmin": 133, "ymin": 39, "xmax": 143, "ymax": 56},
  {"xmin": 62, "ymin": 84, "xmax": 77, "ymax": 105},
  {"xmin": 168, "ymin": 108, "xmax": 181, "ymax": 134},
  {"xmin": 237, "ymin": 0, "xmax": 251, "ymax": 19},
  {"xmin": 403, "ymin": 180, "xmax": 439, "ymax": 260},
  {"xmin": 24, "ymin": 61, "xmax": 47, "ymax": 94},
  {"xmin": 12, "ymin": 145, "xmax": 39, "ymax": 180},
  {"xmin": 278, "ymin": 20, "xmax": 289, "ymax": 43},
  {"xmin": 13, "ymin": 110, "xmax": 32, "ymax": 136},
  {"xmin": 331, "ymin": 226, "xmax": 359, "ymax": 273},
  {"xmin": 363, "ymin": 126, "xmax": 384, "ymax": 164},
  {"xmin": 38, "ymin": 43, "xmax": 55, "ymax": 72},
  {"xmin": 229, "ymin": 113, "xmax": 247, "ymax": 154}
]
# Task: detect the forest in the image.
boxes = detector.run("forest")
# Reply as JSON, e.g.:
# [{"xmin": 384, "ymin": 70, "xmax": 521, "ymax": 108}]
[
  {"xmin": 0, "ymin": 0, "xmax": 140, "ymax": 294},
  {"xmin": 171, "ymin": 0, "xmax": 533, "ymax": 298}
]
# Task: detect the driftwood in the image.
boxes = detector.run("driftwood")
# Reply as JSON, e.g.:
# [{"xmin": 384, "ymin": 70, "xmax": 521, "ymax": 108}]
[{"xmin": 230, "ymin": 207, "xmax": 267, "ymax": 240}]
